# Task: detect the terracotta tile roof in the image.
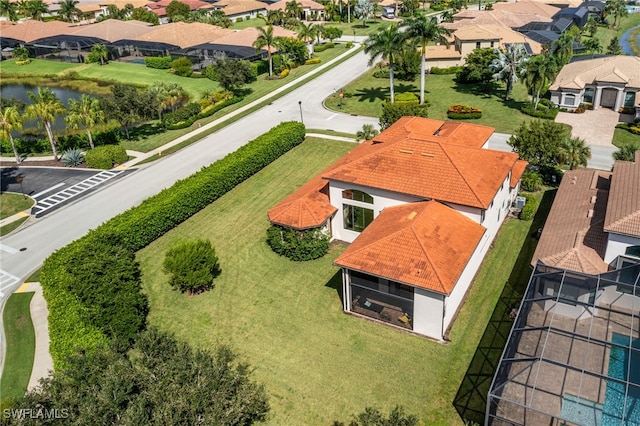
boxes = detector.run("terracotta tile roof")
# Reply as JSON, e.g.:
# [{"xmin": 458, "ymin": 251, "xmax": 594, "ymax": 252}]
[
  {"xmin": 214, "ymin": 0, "xmax": 267, "ymax": 16},
  {"xmin": 533, "ymin": 169, "xmax": 611, "ymax": 274},
  {"xmin": 78, "ymin": 4, "xmax": 102, "ymax": 12},
  {"xmin": 334, "ymin": 201, "xmax": 486, "ymax": 294},
  {"xmin": 445, "ymin": 9, "xmax": 551, "ymax": 30},
  {"xmin": 267, "ymin": 0, "xmax": 325, "ymax": 11},
  {"xmin": 267, "ymin": 176, "xmax": 336, "ymax": 229},
  {"xmin": 153, "ymin": 0, "xmax": 213, "ymax": 9},
  {"xmin": 324, "ymin": 119, "xmax": 519, "ymax": 209},
  {"xmin": 549, "ymin": 56, "xmax": 640, "ymax": 91},
  {"xmin": 71, "ymin": 19, "xmax": 155, "ymax": 42},
  {"xmin": 0, "ymin": 20, "xmax": 75, "ymax": 43},
  {"xmin": 134, "ymin": 22, "xmax": 233, "ymax": 48},
  {"xmin": 511, "ymin": 160, "xmax": 528, "ymax": 188},
  {"xmin": 604, "ymin": 151, "xmax": 640, "ymax": 238},
  {"xmin": 425, "ymin": 44, "xmax": 462, "ymax": 59},
  {"xmin": 212, "ymin": 26, "xmax": 297, "ymax": 48},
  {"xmin": 492, "ymin": 0, "xmax": 560, "ymax": 18}
]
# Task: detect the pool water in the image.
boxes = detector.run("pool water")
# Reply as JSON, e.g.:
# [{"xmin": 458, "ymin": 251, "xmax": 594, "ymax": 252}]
[
  {"xmin": 562, "ymin": 393, "xmax": 603, "ymax": 426},
  {"xmin": 601, "ymin": 333, "xmax": 640, "ymax": 426}
]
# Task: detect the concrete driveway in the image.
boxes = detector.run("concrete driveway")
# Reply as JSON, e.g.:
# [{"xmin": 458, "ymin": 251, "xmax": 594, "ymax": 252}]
[{"xmin": 554, "ymin": 108, "xmax": 633, "ymax": 147}]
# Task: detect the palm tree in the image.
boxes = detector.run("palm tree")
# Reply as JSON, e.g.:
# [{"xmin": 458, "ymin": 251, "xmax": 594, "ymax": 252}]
[
  {"xmin": 613, "ymin": 141, "xmax": 640, "ymax": 161},
  {"xmin": 58, "ymin": 0, "xmax": 80, "ymax": 22},
  {"xmin": 164, "ymin": 83, "xmax": 188, "ymax": 111},
  {"xmin": 583, "ymin": 38, "xmax": 602, "ymax": 58},
  {"xmin": 605, "ymin": 0, "xmax": 628, "ymax": 28},
  {"xmin": 147, "ymin": 81, "xmax": 170, "ymax": 120},
  {"xmin": 403, "ymin": 13, "xmax": 451, "ymax": 105},
  {"xmin": 285, "ymin": 0, "xmax": 302, "ymax": 19},
  {"xmin": 25, "ymin": 87, "xmax": 66, "ymax": 160},
  {"xmin": 364, "ymin": 23, "xmax": 405, "ymax": 103},
  {"xmin": 0, "ymin": 0, "xmax": 19, "ymax": 22},
  {"xmin": 354, "ymin": 0, "xmax": 374, "ymax": 28},
  {"xmin": 489, "ymin": 43, "xmax": 529, "ymax": 101},
  {"xmin": 65, "ymin": 95, "xmax": 105, "ymax": 150},
  {"xmin": 0, "ymin": 106, "xmax": 24, "ymax": 163},
  {"xmin": 254, "ymin": 25, "xmax": 277, "ymax": 77},
  {"xmin": 24, "ymin": 0, "xmax": 48, "ymax": 20},
  {"xmin": 550, "ymin": 32, "xmax": 574, "ymax": 66},
  {"xmin": 297, "ymin": 21, "xmax": 315, "ymax": 44},
  {"xmin": 262, "ymin": 9, "xmax": 284, "ymax": 25},
  {"xmin": 91, "ymin": 43, "xmax": 108, "ymax": 65},
  {"xmin": 559, "ymin": 136, "xmax": 591, "ymax": 170},
  {"xmin": 523, "ymin": 54, "xmax": 557, "ymax": 110}
]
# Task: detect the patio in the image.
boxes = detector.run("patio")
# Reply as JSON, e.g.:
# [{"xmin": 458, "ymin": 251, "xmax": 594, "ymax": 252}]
[{"xmin": 555, "ymin": 108, "xmax": 635, "ymax": 147}]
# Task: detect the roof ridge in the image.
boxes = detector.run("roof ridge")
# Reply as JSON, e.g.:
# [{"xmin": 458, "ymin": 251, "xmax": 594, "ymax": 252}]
[{"xmin": 439, "ymin": 143, "xmax": 485, "ymax": 208}]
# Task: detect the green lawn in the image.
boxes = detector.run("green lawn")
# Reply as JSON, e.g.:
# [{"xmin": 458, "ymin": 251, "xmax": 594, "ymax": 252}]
[
  {"xmin": 324, "ymin": 70, "xmax": 533, "ymax": 134},
  {"xmin": 137, "ymin": 136, "xmax": 548, "ymax": 425},
  {"xmin": 579, "ymin": 13, "xmax": 640, "ymax": 57},
  {"xmin": 231, "ymin": 18, "xmax": 389, "ymax": 36},
  {"xmin": 0, "ymin": 292, "xmax": 36, "ymax": 402},
  {"xmin": 0, "ymin": 193, "xmax": 34, "ymax": 220},
  {"xmin": 0, "ymin": 216, "xmax": 28, "ymax": 237},
  {"xmin": 612, "ymin": 128, "xmax": 640, "ymax": 149}
]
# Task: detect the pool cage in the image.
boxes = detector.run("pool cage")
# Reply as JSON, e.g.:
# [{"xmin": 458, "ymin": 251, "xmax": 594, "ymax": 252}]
[{"xmin": 486, "ymin": 261, "xmax": 640, "ymax": 426}]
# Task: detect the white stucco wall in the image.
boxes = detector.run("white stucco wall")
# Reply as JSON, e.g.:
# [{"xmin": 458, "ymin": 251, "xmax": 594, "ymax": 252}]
[
  {"xmin": 413, "ymin": 288, "xmax": 445, "ymax": 339},
  {"xmin": 597, "ymin": 284, "xmax": 640, "ymax": 315},
  {"xmin": 605, "ymin": 233, "xmax": 640, "ymax": 265},
  {"xmin": 328, "ymin": 181, "xmax": 423, "ymax": 243}
]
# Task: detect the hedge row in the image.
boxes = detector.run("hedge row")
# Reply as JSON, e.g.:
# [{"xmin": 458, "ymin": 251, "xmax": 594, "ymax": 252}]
[
  {"xmin": 166, "ymin": 97, "xmax": 243, "ymax": 130},
  {"xmin": 519, "ymin": 194, "xmax": 538, "ymax": 221},
  {"xmin": 144, "ymin": 56, "xmax": 172, "ymax": 69},
  {"xmin": 305, "ymin": 57, "xmax": 321, "ymax": 65},
  {"xmin": 313, "ymin": 42, "xmax": 334, "ymax": 53},
  {"xmin": 521, "ymin": 104, "xmax": 559, "ymax": 120},
  {"xmin": 85, "ymin": 145, "xmax": 128, "ymax": 169},
  {"xmin": 430, "ymin": 66, "xmax": 462, "ymax": 75},
  {"xmin": 40, "ymin": 121, "xmax": 306, "ymax": 367},
  {"xmin": 266, "ymin": 225, "xmax": 330, "ymax": 261},
  {"xmin": 163, "ymin": 103, "xmax": 202, "ymax": 126}
]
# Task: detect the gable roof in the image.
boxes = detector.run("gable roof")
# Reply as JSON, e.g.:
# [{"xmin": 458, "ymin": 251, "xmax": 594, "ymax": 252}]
[
  {"xmin": 71, "ymin": 19, "xmax": 155, "ymax": 42},
  {"xmin": 532, "ymin": 169, "xmax": 611, "ymax": 274},
  {"xmin": 267, "ymin": 0, "xmax": 325, "ymax": 11},
  {"xmin": 604, "ymin": 151, "xmax": 640, "ymax": 238},
  {"xmin": 334, "ymin": 201, "xmax": 486, "ymax": 294},
  {"xmin": 133, "ymin": 22, "xmax": 233, "ymax": 48},
  {"xmin": 549, "ymin": 56, "xmax": 640, "ymax": 91},
  {"xmin": 214, "ymin": 0, "xmax": 267, "ymax": 16},
  {"xmin": 0, "ymin": 20, "xmax": 74, "ymax": 43},
  {"xmin": 323, "ymin": 118, "xmax": 519, "ymax": 209},
  {"xmin": 492, "ymin": 0, "xmax": 560, "ymax": 18}
]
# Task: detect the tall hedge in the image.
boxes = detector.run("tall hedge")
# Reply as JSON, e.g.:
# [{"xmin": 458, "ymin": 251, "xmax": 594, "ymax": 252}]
[{"xmin": 40, "ymin": 122, "xmax": 306, "ymax": 367}]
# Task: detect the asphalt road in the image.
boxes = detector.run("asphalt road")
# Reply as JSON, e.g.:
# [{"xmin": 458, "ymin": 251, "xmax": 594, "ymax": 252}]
[{"xmin": 1, "ymin": 167, "xmax": 98, "ymax": 197}]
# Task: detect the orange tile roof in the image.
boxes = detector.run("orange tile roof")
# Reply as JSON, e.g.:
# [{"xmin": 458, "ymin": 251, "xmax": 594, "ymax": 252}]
[
  {"xmin": 511, "ymin": 160, "xmax": 528, "ymax": 188},
  {"xmin": 604, "ymin": 151, "xmax": 640, "ymax": 238},
  {"xmin": 134, "ymin": 22, "xmax": 233, "ymax": 48},
  {"xmin": 532, "ymin": 169, "xmax": 610, "ymax": 274},
  {"xmin": 267, "ymin": 176, "xmax": 336, "ymax": 229},
  {"xmin": 0, "ymin": 20, "xmax": 74, "ymax": 43},
  {"xmin": 334, "ymin": 201, "xmax": 486, "ymax": 294}
]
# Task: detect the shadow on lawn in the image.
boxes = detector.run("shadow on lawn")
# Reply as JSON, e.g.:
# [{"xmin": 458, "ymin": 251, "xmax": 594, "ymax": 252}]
[
  {"xmin": 354, "ymin": 83, "xmax": 416, "ymax": 103},
  {"xmin": 325, "ymin": 269, "xmax": 344, "ymax": 305},
  {"xmin": 453, "ymin": 189, "xmax": 557, "ymax": 424}
]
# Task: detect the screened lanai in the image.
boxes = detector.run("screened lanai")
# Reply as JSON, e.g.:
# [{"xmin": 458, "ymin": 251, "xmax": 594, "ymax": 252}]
[
  {"xmin": 486, "ymin": 261, "xmax": 640, "ymax": 426},
  {"xmin": 26, "ymin": 35, "xmax": 109, "ymax": 62}
]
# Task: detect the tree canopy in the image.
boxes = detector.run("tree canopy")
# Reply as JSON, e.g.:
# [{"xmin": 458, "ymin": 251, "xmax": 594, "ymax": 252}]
[{"xmin": 508, "ymin": 120, "xmax": 571, "ymax": 168}]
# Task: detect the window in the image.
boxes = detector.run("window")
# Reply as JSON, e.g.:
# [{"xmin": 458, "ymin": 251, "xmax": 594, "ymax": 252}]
[
  {"xmin": 625, "ymin": 246, "xmax": 640, "ymax": 258},
  {"xmin": 565, "ymin": 94, "xmax": 576, "ymax": 106},
  {"xmin": 481, "ymin": 210, "xmax": 486, "ymax": 223},
  {"xmin": 476, "ymin": 41, "xmax": 481, "ymax": 49},
  {"xmin": 624, "ymin": 92, "xmax": 636, "ymax": 107},
  {"xmin": 343, "ymin": 204, "xmax": 374, "ymax": 232},
  {"xmin": 490, "ymin": 41, "xmax": 495, "ymax": 48},
  {"xmin": 583, "ymin": 88, "xmax": 594, "ymax": 103},
  {"xmin": 342, "ymin": 189, "xmax": 373, "ymax": 204}
]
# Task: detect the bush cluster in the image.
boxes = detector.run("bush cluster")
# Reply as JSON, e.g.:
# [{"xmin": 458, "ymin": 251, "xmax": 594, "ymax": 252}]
[
  {"xmin": 373, "ymin": 68, "xmax": 390, "ymax": 79},
  {"xmin": 266, "ymin": 225, "xmax": 330, "ymax": 261},
  {"xmin": 40, "ymin": 122, "xmax": 306, "ymax": 367},
  {"xmin": 0, "ymin": 128, "xmax": 121, "ymax": 155},
  {"xmin": 85, "ymin": 145, "xmax": 128, "ymax": 169},
  {"xmin": 144, "ymin": 56, "xmax": 172, "ymax": 69},
  {"xmin": 519, "ymin": 194, "xmax": 538, "ymax": 221},
  {"xmin": 520, "ymin": 169, "xmax": 543, "ymax": 192},
  {"xmin": 394, "ymin": 92, "xmax": 419, "ymax": 105},
  {"xmin": 615, "ymin": 122, "xmax": 640, "ymax": 135},
  {"xmin": 280, "ymin": 68, "xmax": 290, "ymax": 78},
  {"xmin": 521, "ymin": 104, "xmax": 559, "ymax": 119},
  {"xmin": 447, "ymin": 104, "xmax": 482, "ymax": 119},
  {"xmin": 166, "ymin": 97, "xmax": 243, "ymax": 130},
  {"xmin": 163, "ymin": 239, "xmax": 220, "ymax": 295},
  {"xmin": 305, "ymin": 57, "xmax": 321, "ymax": 65},
  {"xmin": 162, "ymin": 103, "xmax": 202, "ymax": 126},
  {"xmin": 313, "ymin": 42, "xmax": 334, "ymax": 53},
  {"xmin": 430, "ymin": 66, "xmax": 462, "ymax": 75}
]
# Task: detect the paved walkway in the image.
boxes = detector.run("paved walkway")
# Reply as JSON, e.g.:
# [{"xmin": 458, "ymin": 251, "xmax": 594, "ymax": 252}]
[
  {"xmin": 14, "ymin": 282, "xmax": 53, "ymax": 390},
  {"xmin": 554, "ymin": 108, "xmax": 634, "ymax": 147}
]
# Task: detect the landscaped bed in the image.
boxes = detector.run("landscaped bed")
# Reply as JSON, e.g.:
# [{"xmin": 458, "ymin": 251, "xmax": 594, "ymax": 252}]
[{"xmin": 137, "ymin": 136, "xmax": 548, "ymax": 424}]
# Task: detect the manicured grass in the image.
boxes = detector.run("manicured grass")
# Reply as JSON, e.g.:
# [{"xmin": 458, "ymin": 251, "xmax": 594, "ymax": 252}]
[
  {"xmin": 0, "ymin": 292, "xmax": 35, "ymax": 402},
  {"xmin": 579, "ymin": 13, "xmax": 640, "ymax": 57},
  {"xmin": 306, "ymin": 128, "xmax": 357, "ymax": 138},
  {"xmin": 612, "ymin": 128, "xmax": 640, "ymax": 149},
  {"xmin": 137, "ymin": 136, "xmax": 546, "ymax": 424},
  {"xmin": 0, "ymin": 216, "xmax": 28, "ymax": 237},
  {"xmin": 231, "ymin": 18, "xmax": 389, "ymax": 36},
  {"xmin": 26, "ymin": 268, "xmax": 41, "ymax": 283},
  {"xmin": 0, "ymin": 193, "xmax": 34, "ymax": 220},
  {"xmin": 324, "ymin": 69, "xmax": 533, "ymax": 134}
]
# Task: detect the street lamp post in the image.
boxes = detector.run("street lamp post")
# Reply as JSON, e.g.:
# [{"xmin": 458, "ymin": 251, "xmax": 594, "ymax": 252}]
[
  {"xmin": 15, "ymin": 174, "xmax": 26, "ymax": 199},
  {"xmin": 298, "ymin": 101, "xmax": 304, "ymax": 124}
]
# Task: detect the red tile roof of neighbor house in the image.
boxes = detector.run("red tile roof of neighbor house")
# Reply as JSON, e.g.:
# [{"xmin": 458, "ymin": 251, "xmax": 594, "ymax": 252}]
[
  {"xmin": 134, "ymin": 22, "xmax": 233, "ymax": 48},
  {"xmin": 334, "ymin": 201, "xmax": 486, "ymax": 294},
  {"xmin": 212, "ymin": 26, "xmax": 297, "ymax": 49},
  {"xmin": 0, "ymin": 20, "xmax": 75, "ymax": 43},
  {"xmin": 71, "ymin": 19, "xmax": 156, "ymax": 42},
  {"xmin": 604, "ymin": 151, "xmax": 640, "ymax": 238},
  {"xmin": 532, "ymin": 169, "xmax": 611, "ymax": 274},
  {"xmin": 267, "ymin": 0, "xmax": 325, "ymax": 11}
]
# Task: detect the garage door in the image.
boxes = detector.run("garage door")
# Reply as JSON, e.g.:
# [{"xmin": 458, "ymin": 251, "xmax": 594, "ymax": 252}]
[{"xmin": 600, "ymin": 89, "xmax": 617, "ymax": 108}]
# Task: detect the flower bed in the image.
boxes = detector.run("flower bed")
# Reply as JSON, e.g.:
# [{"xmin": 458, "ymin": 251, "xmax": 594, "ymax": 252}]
[{"xmin": 447, "ymin": 104, "xmax": 482, "ymax": 119}]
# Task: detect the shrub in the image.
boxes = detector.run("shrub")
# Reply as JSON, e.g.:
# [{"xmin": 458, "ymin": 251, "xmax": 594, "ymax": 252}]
[
  {"xmin": 394, "ymin": 92, "xmax": 419, "ymax": 105},
  {"xmin": 280, "ymin": 68, "xmax": 290, "ymax": 78},
  {"xmin": 619, "ymin": 106, "xmax": 635, "ymax": 114},
  {"xmin": 447, "ymin": 104, "xmax": 482, "ymax": 119},
  {"xmin": 379, "ymin": 101, "xmax": 429, "ymax": 129},
  {"xmin": 144, "ymin": 56, "xmax": 173, "ymax": 69},
  {"xmin": 266, "ymin": 225, "xmax": 330, "ymax": 261},
  {"xmin": 85, "ymin": 145, "xmax": 128, "ymax": 169},
  {"xmin": 58, "ymin": 127, "xmax": 120, "ymax": 151},
  {"xmin": 430, "ymin": 66, "xmax": 462, "ymax": 75},
  {"xmin": 163, "ymin": 239, "xmax": 220, "ymax": 295},
  {"xmin": 170, "ymin": 57, "xmax": 193, "ymax": 77},
  {"xmin": 521, "ymin": 104, "xmax": 559, "ymax": 119},
  {"xmin": 40, "ymin": 122, "xmax": 305, "ymax": 367},
  {"xmin": 305, "ymin": 57, "xmax": 321, "ymax": 65},
  {"xmin": 61, "ymin": 148, "xmax": 85, "ymax": 167},
  {"xmin": 520, "ymin": 169, "xmax": 543, "ymax": 192},
  {"xmin": 313, "ymin": 42, "xmax": 334, "ymax": 53},
  {"xmin": 519, "ymin": 194, "xmax": 538, "ymax": 221},
  {"xmin": 167, "ymin": 97, "xmax": 243, "ymax": 130},
  {"xmin": 373, "ymin": 68, "xmax": 390, "ymax": 79},
  {"xmin": 346, "ymin": 41, "xmax": 354, "ymax": 49},
  {"xmin": 615, "ymin": 122, "xmax": 640, "ymax": 135},
  {"xmin": 162, "ymin": 102, "xmax": 202, "ymax": 126}
]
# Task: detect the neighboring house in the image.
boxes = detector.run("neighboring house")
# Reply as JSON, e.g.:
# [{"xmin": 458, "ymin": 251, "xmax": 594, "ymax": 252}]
[
  {"xmin": 213, "ymin": 0, "xmax": 267, "ymax": 21},
  {"xmin": 267, "ymin": 117, "xmax": 528, "ymax": 340},
  {"xmin": 425, "ymin": 24, "xmax": 541, "ymax": 68},
  {"xmin": 549, "ymin": 55, "xmax": 640, "ymax": 115},
  {"xmin": 553, "ymin": 5, "xmax": 589, "ymax": 27},
  {"xmin": 267, "ymin": 0, "xmax": 325, "ymax": 20},
  {"xmin": 145, "ymin": 0, "xmax": 213, "ymax": 24},
  {"xmin": 487, "ymin": 155, "xmax": 640, "ymax": 426}
]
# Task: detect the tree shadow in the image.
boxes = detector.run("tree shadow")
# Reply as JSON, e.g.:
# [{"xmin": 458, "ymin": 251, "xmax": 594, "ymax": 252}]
[
  {"xmin": 453, "ymin": 81, "xmax": 499, "ymax": 98},
  {"xmin": 325, "ymin": 269, "xmax": 344, "ymax": 305},
  {"xmin": 353, "ymin": 83, "xmax": 417, "ymax": 103},
  {"xmin": 126, "ymin": 122, "xmax": 166, "ymax": 141},
  {"xmin": 0, "ymin": 167, "xmax": 19, "ymax": 192},
  {"xmin": 233, "ymin": 87, "xmax": 253, "ymax": 98},
  {"xmin": 452, "ymin": 190, "xmax": 557, "ymax": 424}
]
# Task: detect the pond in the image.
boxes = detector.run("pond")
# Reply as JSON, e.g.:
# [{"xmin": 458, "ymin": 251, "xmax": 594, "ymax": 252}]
[
  {"xmin": 620, "ymin": 24, "xmax": 640, "ymax": 56},
  {"xmin": 1, "ymin": 85, "xmax": 92, "ymax": 132}
]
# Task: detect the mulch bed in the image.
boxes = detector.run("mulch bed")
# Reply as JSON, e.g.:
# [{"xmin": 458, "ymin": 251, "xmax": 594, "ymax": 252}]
[{"xmin": 0, "ymin": 160, "xmax": 83, "ymax": 168}]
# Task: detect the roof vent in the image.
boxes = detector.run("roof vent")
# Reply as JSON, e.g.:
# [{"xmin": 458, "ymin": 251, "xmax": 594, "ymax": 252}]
[
  {"xmin": 407, "ymin": 212, "xmax": 418, "ymax": 220},
  {"xmin": 587, "ymin": 209, "xmax": 594, "ymax": 218},
  {"xmin": 591, "ymin": 195, "xmax": 597, "ymax": 204},
  {"xmin": 421, "ymin": 152, "xmax": 435, "ymax": 157},
  {"xmin": 399, "ymin": 149, "xmax": 413, "ymax": 154}
]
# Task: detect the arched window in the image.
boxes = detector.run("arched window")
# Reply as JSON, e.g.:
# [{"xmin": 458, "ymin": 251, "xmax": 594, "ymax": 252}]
[{"xmin": 342, "ymin": 189, "xmax": 373, "ymax": 204}]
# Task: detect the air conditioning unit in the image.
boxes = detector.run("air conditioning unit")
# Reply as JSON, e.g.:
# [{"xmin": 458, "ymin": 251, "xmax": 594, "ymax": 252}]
[{"xmin": 515, "ymin": 196, "xmax": 527, "ymax": 209}]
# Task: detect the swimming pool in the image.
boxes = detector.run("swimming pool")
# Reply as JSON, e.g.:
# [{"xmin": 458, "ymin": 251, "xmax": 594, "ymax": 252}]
[{"xmin": 601, "ymin": 333, "xmax": 640, "ymax": 426}]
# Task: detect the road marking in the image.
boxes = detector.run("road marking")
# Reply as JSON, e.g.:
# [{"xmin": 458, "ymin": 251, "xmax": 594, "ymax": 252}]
[
  {"xmin": 326, "ymin": 113, "xmax": 337, "ymax": 121},
  {"xmin": 32, "ymin": 182, "xmax": 65, "ymax": 199},
  {"xmin": 16, "ymin": 282, "xmax": 30, "ymax": 293},
  {"xmin": 17, "ymin": 211, "xmax": 29, "ymax": 218},
  {"xmin": 115, "ymin": 165, "xmax": 127, "ymax": 171},
  {"xmin": 0, "ymin": 243, "xmax": 19, "ymax": 254},
  {"xmin": 0, "ymin": 269, "xmax": 20, "ymax": 297}
]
